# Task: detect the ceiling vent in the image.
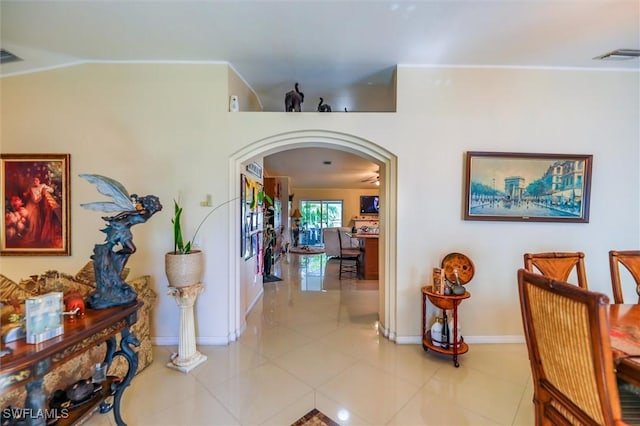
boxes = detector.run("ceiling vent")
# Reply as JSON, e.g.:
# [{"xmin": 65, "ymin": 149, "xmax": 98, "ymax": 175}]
[
  {"xmin": 593, "ymin": 49, "xmax": 640, "ymax": 61},
  {"xmin": 0, "ymin": 49, "xmax": 22, "ymax": 64}
]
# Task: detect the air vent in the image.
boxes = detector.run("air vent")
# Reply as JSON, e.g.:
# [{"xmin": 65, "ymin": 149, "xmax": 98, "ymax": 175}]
[
  {"xmin": 0, "ymin": 49, "xmax": 22, "ymax": 64},
  {"xmin": 593, "ymin": 49, "xmax": 640, "ymax": 61}
]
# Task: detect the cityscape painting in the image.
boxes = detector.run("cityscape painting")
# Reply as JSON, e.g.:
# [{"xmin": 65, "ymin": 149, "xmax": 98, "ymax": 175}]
[{"xmin": 464, "ymin": 152, "xmax": 592, "ymax": 223}]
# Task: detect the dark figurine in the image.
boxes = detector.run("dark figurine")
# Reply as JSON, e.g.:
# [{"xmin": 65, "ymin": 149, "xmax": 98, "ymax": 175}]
[
  {"xmin": 317, "ymin": 97, "xmax": 332, "ymax": 112},
  {"xmin": 66, "ymin": 379, "xmax": 94, "ymax": 403},
  {"xmin": 79, "ymin": 174, "xmax": 162, "ymax": 309},
  {"xmin": 285, "ymin": 83, "xmax": 304, "ymax": 112}
]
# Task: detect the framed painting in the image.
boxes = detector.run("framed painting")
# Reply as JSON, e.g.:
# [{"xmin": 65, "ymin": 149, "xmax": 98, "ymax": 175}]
[
  {"xmin": 240, "ymin": 173, "xmax": 254, "ymax": 259},
  {"xmin": 251, "ymin": 212, "xmax": 258, "ymax": 231},
  {"xmin": 251, "ymin": 231, "xmax": 260, "ymax": 259},
  {"xmin": 464, "ymin": 151, "xmax": 592, "ymax": 223},
  {"xmin": 1, "ymin": 153, "xmax": 71, "ymax": 255}
]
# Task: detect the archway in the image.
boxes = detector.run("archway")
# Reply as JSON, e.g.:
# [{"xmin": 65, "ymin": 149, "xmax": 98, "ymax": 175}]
[{"xmin": 228, "ymin": 130, "xmax": 397, "ymax": 341}]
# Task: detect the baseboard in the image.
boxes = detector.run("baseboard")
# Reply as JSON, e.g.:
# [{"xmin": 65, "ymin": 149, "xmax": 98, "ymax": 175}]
[
  {"xmin": 466, "ymin": 335, "xmax": 525, "ymax": 344},
  {"xmin": 154, "ymin": 334, "xmax": 525, "ymax": 346},
  {"xmin": 394, "ymin": 335, "xmax": 525, "ymax": 345},
  {"xmin": 246, "ymin": 287, "xmax": 264, "ymax": 315},
  {"xmin": 196, "ymin": 336, "xmax": 233, "ymax": 345},
  {"xmin": 153, "ymin": 287, "xmax": 260, "ymax": 347},
  {"xmin": 378, "ymin": 322, "xmax": 395, "ymax": 341},
  {"xmin": 153, "ymin": 337, "xmax": 178, "ymax": 346},
  {"xmin": 152, "ymin": 336, "xmax": 231, "ymax": 346}
]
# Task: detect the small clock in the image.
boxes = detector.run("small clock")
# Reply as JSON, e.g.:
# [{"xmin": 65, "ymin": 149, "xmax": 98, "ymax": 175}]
[{"xmin": 441, "ymin": 252, "xmax": 475, "ymax": 285}]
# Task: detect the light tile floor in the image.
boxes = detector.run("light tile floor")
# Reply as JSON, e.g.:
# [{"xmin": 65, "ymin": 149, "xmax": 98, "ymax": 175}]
[{"xmin": 86, "ymin": 252, "xmax": 534, "ymax": 426}]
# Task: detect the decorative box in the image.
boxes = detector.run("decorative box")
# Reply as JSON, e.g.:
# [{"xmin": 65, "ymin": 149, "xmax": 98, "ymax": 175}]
[
  {"xmin": 25, "ymin": 292, "xmax": 64, "ymax": 344},
  {"xmin": 432, "ymin": 267, "xmax": 444, "ymax": 295}
]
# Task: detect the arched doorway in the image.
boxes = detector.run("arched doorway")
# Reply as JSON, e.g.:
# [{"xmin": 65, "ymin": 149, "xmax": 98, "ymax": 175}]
[{"xmin": 229, "ymin": 130, "xmax": 398, "ymax": 341}]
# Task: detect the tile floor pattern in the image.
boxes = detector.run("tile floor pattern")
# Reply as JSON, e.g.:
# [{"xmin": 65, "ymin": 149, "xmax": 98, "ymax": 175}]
[{"xmin": 84, "ymin": 253, "xmax": 535, "ymax": 426}]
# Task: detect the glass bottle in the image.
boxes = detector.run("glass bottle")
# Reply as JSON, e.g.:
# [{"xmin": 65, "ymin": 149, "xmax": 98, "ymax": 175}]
[
  {"xmin": 430, "ymin": 317, "xmax": 442, "ymax": 347},
  {"xmin": 441, "ymin": 310, "xmax": 450, "ymax": 349}
]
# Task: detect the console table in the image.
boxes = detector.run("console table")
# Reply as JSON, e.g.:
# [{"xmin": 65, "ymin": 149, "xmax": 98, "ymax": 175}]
[
  {"xmin": 0, "ymin": 300, "xmax": 142, "ymax": 426},
  {"xmin": 355, "ymin": 234, "xmax": 379, "ymax": 279}
]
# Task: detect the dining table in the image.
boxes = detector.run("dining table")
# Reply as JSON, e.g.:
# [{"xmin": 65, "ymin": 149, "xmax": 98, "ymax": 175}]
[{"xmin": 609, "ymin": 303, "xmax": 640, "ymax": 388}]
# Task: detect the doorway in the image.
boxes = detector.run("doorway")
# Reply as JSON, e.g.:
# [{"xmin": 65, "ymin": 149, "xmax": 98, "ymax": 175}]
[{"xmin": 229, "ymin": 130, "xmax": 398, "ymax": 341}]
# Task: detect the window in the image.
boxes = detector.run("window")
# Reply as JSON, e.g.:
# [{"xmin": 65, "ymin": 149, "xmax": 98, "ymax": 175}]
[{"xmin": 299, "ymin": 200, "xmax": 343, "ymax": 245}]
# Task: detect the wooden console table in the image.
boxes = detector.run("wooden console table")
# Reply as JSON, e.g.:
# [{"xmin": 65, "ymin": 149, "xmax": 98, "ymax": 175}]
[{"xmin": 0, "ymin": 300, "xmax": 142, "ymax": 426}]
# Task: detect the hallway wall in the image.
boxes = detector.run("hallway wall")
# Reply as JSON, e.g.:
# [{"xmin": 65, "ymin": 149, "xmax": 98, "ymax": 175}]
[{"xmin": 1, "ymin": 63, "xmax": 638, "ymax": 343}]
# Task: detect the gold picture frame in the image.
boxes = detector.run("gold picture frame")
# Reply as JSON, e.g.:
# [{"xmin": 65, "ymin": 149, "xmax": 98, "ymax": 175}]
[{"xmin": 1, "ymin": 153, "xmax": 71, "ymax": 255}]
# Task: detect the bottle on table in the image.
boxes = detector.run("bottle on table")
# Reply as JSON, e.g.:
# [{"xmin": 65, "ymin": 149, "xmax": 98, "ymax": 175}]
[
  {"xmin": 430, "ymin": 317, "xmax": 443, "ymax": 347},
  {"xmin": 441, "ymin": 310, "xmax": 450, "ymax": 349}
]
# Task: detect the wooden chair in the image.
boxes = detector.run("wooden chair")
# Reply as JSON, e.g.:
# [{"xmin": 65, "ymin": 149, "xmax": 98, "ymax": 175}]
[
  {"xmin": 523, "ymin": 252, "xmax": 588, "ymax": 289},
  {"xmin": 337, "ymin": 229, "xmax": 360, "ymax": 280},
  {"xmin": 609, "ymin": 250, "xmax": 640, "ymax": 304},
  {"xmin": 517, "ymin": 269, "xmax": 638, "ymax": 425}
]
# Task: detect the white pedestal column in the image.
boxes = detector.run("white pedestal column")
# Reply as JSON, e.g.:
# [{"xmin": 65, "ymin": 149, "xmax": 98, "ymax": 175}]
[{"xmin": 166, "ymin": 282, "xmax": 207, "ymax": 373}]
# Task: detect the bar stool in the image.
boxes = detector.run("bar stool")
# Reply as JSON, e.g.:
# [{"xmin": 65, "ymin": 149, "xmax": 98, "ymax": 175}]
[{"xmin": 337, "ymin": 229, "xmax": 360, "ymax": 279}]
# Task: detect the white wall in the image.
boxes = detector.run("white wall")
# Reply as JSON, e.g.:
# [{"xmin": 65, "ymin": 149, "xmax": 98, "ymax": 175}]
[
  {"xmin": 1, "ymin": 63, "xmax": 638, "ymax": 344},
  {"xmin": 238, "ymin": 161, "xmax": 265, "ymax": 338},
  {"xmin": 395, "ymin": 66, "xmax": 639, "ymax": 340}
]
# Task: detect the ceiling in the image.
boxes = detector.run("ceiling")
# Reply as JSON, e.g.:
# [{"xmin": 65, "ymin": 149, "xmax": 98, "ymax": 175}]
[
  {"xmin": 2, "ymin": 1, "xmax": 638, "ymax": 110},
  {"xmin": 263, "ymin": 148, "xmax": 380, "ymax": 189},
  {"xmin": 1, "ymin": 0, "xmax": 638, "ymax": 189}
]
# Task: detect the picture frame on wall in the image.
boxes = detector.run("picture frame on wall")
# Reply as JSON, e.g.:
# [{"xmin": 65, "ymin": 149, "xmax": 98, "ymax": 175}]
[
  {"xmin": 1, "ymin": 153, "xmax": 71, "ymax": 255},
  {"xmin": 252, "ymin": 231, "xmax": 260, "ymax": 259},
  {"xmin": 240, "ymin": 173, "xmax": 247, "ymax": 257},
  {"xmin": 251, "ymin": 212, "xmax": 258, "ymax": 231},
  {"xmin": 241, "ymin": 173, "xmax": 255, "ymax": 260},
  {"xmin": 464, "ymin": 151, "xmax": 592, "ymax": 223}
]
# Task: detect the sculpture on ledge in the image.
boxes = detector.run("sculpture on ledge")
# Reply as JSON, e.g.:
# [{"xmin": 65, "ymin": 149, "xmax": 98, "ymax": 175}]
[
  {"xmin": 80, "ymin": 174, "xmax": 162, "ymax": 309},
  {"xmin": 285, "ymin": 82, "xmax": 304, "ymax": 112}
]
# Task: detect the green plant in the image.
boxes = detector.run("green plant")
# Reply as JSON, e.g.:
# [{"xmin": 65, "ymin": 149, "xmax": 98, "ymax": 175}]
[
  {"xmin": 171, "ymin": 200, "xmax": 189, "ymax": 254},
  {"xmin": 171, "ymin": 191, "xmax": 272, "ymax": 254}
]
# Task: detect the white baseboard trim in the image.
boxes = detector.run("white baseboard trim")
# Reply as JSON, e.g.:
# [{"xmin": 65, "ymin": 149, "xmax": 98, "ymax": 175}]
[
  {"xmin": 246, "ymin": 287, "xmax": 263, "ymax": 315},
  {"xmin": 378, "ymin": 323, "xmax": 395, "ymax": 340},
  {"xmin": 394, "ymin": 335, "xmax": 525, "ymax": 345},
  {"xmin": 153, "ymin": 334, "xmax": 525, "ymax": 346},
  {"xmin": 153, "ymin": 337, "xmax": 178, "ymax": 346},
  {"xmin": 154, "ymin": 287, "xmax": 262, "ymax": 347},
  {"xmin": 466, "ymin": 335, "xmax": 525, "ymax": 344},
  {"xmin": 152, "ymin": 336, "xmax": 231, "ymax": 346},
  {"xmin": 196, "ymin": 336, "xmax": 232, "ymax": 345},
  {"xmin": 230, "ymin": 322, "xmax": 246, "ymax": 343}
]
